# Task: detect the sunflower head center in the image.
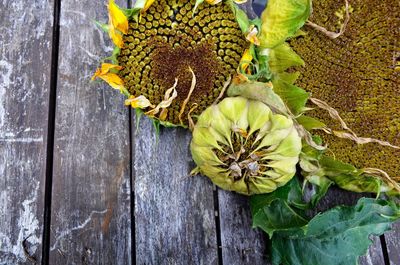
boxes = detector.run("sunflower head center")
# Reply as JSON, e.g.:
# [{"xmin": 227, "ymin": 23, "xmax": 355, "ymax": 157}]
[{"xmin": 150, "ymin": 40, "xmax": 221, "ymax": 101}]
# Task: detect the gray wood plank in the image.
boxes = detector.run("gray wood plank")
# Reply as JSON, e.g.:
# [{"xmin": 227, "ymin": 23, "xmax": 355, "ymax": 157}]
[
  {"xmin": 0, "ymin": 0, "xmax": 53, "ymax": 263},
  {"xmin": 133, "ymin": 117, "xmax": 218, "ymax": 265},
  {"xmin": 48, "ymin": 0, "xmax": 131, "ymax": 264},
  {"xmin": 386, "ymin": 222, "xmax": 400, "ymax": 265},
  {"xmin": 218, "ymin": 190, "xmax": 270, "ymax": 265}
]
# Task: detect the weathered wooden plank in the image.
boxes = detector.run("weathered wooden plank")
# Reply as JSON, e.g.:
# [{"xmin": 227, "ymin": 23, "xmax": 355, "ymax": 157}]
[
  {"xmin": 0, "ymin": 0, "xmax": 53, "ymax": 263},
  {"xmin": 218, "ymin": 190, "xmax": 270, "ymax": 265},
  {"xmin": 133, "ymin": 117, "xmax": 218, "ymax": 264},
  {"xmin": 359, "ymin": 237, "xmax": 386, "ymax": 265},
  {"xmin": 386, "ymin": 222, "xmax": 400, "ymax": 265},
  {"xmin": 48, "ymin": 0, "xmax": 131, "ymax": 264}
]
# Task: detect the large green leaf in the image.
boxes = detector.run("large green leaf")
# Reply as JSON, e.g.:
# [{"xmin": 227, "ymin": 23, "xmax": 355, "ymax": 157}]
[
  {"xmin": 271, "ymin": 78, "xmax": 309, "ymax": 115},
  {"xmin": 271, "ymin": 198, "xmax": 400, "ymax": 265},
  {"xmin": 296, "ymin": 115, "xmax": 326, "ymax": 131},
  {"xmin": 319, "ymin": 156, "xmax": 384, "ymax": 194},
  {"xmin": 268, "ymin": 43, "xmax": 304, "ymax": 74},
  {"xmin": 300, "ymin": 140, "xmax": 389, "ymax": 194},
  {"xmin": 259, "ymin": 0, "xmax": 312, "ymax": 48},
  {"xmin": 250, "ymin": 178, "xmax": 308, "ymax": 238}
]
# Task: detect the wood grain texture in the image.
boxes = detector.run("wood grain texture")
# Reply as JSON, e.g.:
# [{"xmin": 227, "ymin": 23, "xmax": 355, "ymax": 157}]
[
  {"xmin": 0, "ymin": 0, "xmax": 53, "ymax": 263},
  {"xmin": 386, "ymin": 222, "xmax": 400, "ymax": 265},
  {"xmin": 48, "ymin": 0, "xmax": 131, "ymax": 264},
  {"xmin": 133, "ymin": 117, "xmax": 218, "ymax": 264},
  {"xmin": 218, "ymin": 190, "xmax": 270, "ymax": 265}
]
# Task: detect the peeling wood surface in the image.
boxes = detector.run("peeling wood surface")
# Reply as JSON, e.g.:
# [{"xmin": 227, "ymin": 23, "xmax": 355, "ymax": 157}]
[
  {"xmin": 0, "ymin": 0, "xmax": 53, "ymax": 263},
  {"xmin": 218, "ymin": 190, "xmax": 270, "ymax": 265},
  {"xmin": 386, "ymin": 222, "xmax": 400, "ymax": 265},
  {"xmin": 132, "ymin": 117, "xmax": 218, "ymax": 264},
  {"xmin": 48, "ymin": 0, "xmax": 131, "ymax": 264}
]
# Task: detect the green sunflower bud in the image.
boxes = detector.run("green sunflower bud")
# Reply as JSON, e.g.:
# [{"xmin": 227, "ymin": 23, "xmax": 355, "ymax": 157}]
[{"xmin": 190, "ymin": 96, "xmax": 302, "ymax": 195}]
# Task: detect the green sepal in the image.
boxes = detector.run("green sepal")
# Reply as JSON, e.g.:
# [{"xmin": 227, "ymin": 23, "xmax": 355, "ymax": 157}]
[
  {"xmin": 192, "ymin": 0, "xmax": 204, "ymax": 15},
  {"xmin": 135, "ymin": 108, "xmax": 144, "ymax": 133},
  {"xmin": 159, "ymin": 120, "xmax": 183, "ymax": 128},
  {"xmin": 120, "ymin": 86, "xmax": 130, "ymax": 97},
  {"xmin": 123, "ymin": 7, "xmax": 141, "ymax": 21},
  {"xmin": 259, "ymin": 0, "xmax": 312, "ymax": 48},
  {"xmin": 103, "ymin": 46, "xmax": 121, "ymax": 65},
  {"xmin": 152, "ymin": 119, "xmax": 161, "ymax": 141},
  {"xmin": 94, "ymin": 20, "xmax": 109, "ymax": 33},
  {"xmin": 229, "ymin": 0, "xmax": 250, "ymax": 34},
  {"xmin": 296, "ymin": 115, "xmax": 326, "ymax": 131}
]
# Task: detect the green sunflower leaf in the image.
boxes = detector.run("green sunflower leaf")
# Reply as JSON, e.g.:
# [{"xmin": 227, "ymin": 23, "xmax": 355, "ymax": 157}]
[
  {"xmin": 319, "ymin": 156, "xmax": 383, "ymax": 194},
  {"xmin": 259, "ymin": 0, "xmax": 312, "ymax": 48},
  {"xmin": 296, "ymin": 115, "xmax": 326, "ymax": 131},
  {"xmin": 271, "ymin": 198, "xmax": 400, "ymax": 265},
  {"xmin": 94, "ymin": 20, "xmax": 110, "ymax": 33},
  {"xmin": 250, "ymin": 178, "xmax": 309, "ymax": 238},
  {"xmin": 229, "ymin": 1, "xmax": 250, "ymax": 34},
  {"xmin": 268, "ymin": 42, "xmax": 305, "ymax": 73},
  {"xmin": 271, "ymin": 78, "xmax": 309, "ymax": 115}
]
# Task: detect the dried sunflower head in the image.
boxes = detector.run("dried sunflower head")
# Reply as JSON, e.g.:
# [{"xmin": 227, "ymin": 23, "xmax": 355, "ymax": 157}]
[
  {"xmin": 190, "ymin": 96, "xmax": 302, "ymax": 195},
  {"xmin": 289, "ymin": 0, "xmax": 400, "ymax": 191},
  {"xmin": 93, "ymin": 0, "xmax": 251, "ymax": 128}
]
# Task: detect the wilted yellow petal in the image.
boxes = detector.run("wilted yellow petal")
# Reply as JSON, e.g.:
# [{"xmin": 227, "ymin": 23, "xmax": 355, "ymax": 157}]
[
  {"xmin": 125, "ymin": 95, "xmax": 155, "ymax": 109},
  {"xmin": 109, "ymin": 25, "xmax": 124, "ymax": 48},
  {"xmin": 98, "ymin": 72, "xmax": 125, "ymax": 91},
  {"xmin": 246, "ymin": 25, "xmax": 260, "ymax": 46},
  {"xmin": 239, "ymin": 49, "xmax": 253, "ymax": 74},
  {"xmin": 92, "ymin": 63, "xmax": 123, "ymax": 80},
  {"xmin": 92, "ymin": 63, "xmax": 126, "ymax": 93},
  {"xmin": 205, "ymin": 0, "xmax": 222, "ymax": 4},
  {"xmin": 108, "ymin": 0, "xmax": 128, "ymax": 34}
]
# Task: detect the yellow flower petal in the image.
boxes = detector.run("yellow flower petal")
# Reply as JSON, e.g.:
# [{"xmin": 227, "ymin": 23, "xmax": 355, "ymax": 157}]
[
  {"xmin": 108, "ymin": 25, "xmax": 124, "ymax": 48},
  {"xmin": 98, "ymin": 72, "xmax": 125, "ymax": 90},
  {"xmin": 142, "ymin": 0, "xmax": 155, "ymax": 13},
  {"xmin": 246, "ymin": 25, "xmax": 260, "ymax": 46},
  {"xmin": 92, "ymin": 63, "xmax": 123, "ymax": 80},
  {"xmin": 125, "ymin": 95, "xmax": 155, "ymax": 109},
  {"xmin": 92, "ymin": 63, "xmax": 126, "ymax": 93},
  {"xmin": 205, "ymin": 0, "xmax": 222, "ymax": 4},
  {"xmin": 108, "ymin": 0, "xmax": 128, "ymax": 34},
  {"xmin": 239, "ymin": 49, "xmax": 253, "ymax": 74},
  {"xmin": 233, "ymin": 0, "xmax": 248, "ymax": 3}
]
